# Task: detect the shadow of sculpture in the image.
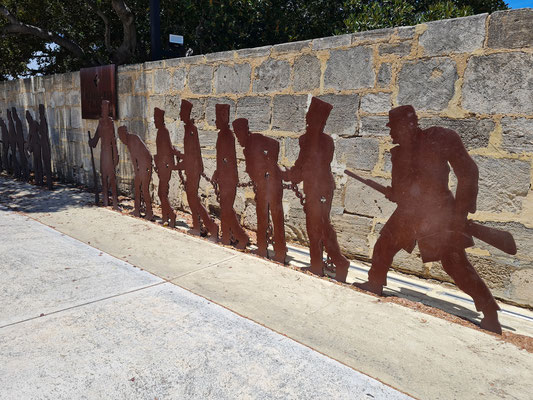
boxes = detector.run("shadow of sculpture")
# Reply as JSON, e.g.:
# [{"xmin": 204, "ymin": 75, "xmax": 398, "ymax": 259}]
[
  {"xmin": 0, "ymin": 116, "xmax": 9, "ymax": 173},
  {"xmin": 88, "ymin": 100, "xmax": 119, "ymax": 209},
  {"xmin": 39, "ymin": 104, "xmax": 53, "ymax": 190},
  {"xmin": 350, "ymin": 105, "xmax": 517, "ymax": 335},
  {"xmin": 233, "ymin": 118, "xmax": 286, "ymax": 263},
  {"xmin": 6, "ymin": 109, "xmax": 21, "ymax": 179},
  {"xmin": 26, "ymin": 110, "xmax": 44, "ymax": 186},
  {"xmin": 118, "ymin": 125, "xmax": 154, "ymax": 220},
  {"xmin": 12, "ymin": 107, "xmax": 29, "ymax": 181},
  {"xmin": 283, "ymin": 97, "xmax": 349, "ymax": 282}
]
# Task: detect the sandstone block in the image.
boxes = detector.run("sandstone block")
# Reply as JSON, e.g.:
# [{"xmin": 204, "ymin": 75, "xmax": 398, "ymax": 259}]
[
  {"xmin": 360, "ymin": 93, "xmax": 391, "ymax": 114},
  {"xmin": 292, "ymin": 55, "xmax": 321, "ymax": 92},
  {"xmin": 236, "ymin": 96, "xmax": 271, "ymax": 131},
  {"xmin": 419, "ymin": 14, "xmax": 487, "ymax": 56},
  {"xmin": 488, "ymin": 9, "xmax": 533, "ymax": 49},
  {"xmin": 500, "ymin": 117, "xmax": 533, "ymax": 154},
  {"xmin": 377, "ymin": 63, "xmax": 392, "ymax": 87},
  {"xmin": 312, "ymin": 34, "xmax": 351, "ymax": 50},
  {"xmin": 418, "ymin": 117, "xmax": 494, "ymax": 150},
  {"xmin": 332, "ymin": 213, "xmax": 373, "ymax": 258},
  {"xmin": 172, "ymin": 68, "xmax": 186, "ymax": 92},
  {"xmin": 474, "ymin": 156, "xmax": 530, "ymax": 213},
  {"xmin": 272, "ymin": 95, "xmax": 307, "ymax": 132},
  {"xmin": 318, "ymin": 94, "xmax": 359, "ymax": 137},
  {"xmin": 360, "ymin": 116, "xmax": 389, "ymax": 137},
  {"xmin": 462, "ymin": 53, "xmax": 533, "ymax": 114},
  {"xmin": 397, "ymin": 58, "xmax": 457, "ymax": 111},
  {"xmin": 344, "ymin": 177, "xmax": 395, "ymax": 219},
  {"xmin": 188, "ymin": 65, "xmax": 213, "ymax": 94},
  {"xmin": 253, "ymin": 59, "xmax": 290, "ymax": 93},
  {"xmin": 324, "ymin": 47, "xmax": 375, "ymax": 90},
  {"xmin": 154, "ymin": 69, "xmax": 171, "ymax": 94},
  {"xmin": 379, "ymin": 42, "xmax": 411, "ymax": 57},
  {"xmin": 336, "ymin": 137, "xmax": 379, "ymax": 172},
  {"xmin": 215, "ymin": 63, "xmax": 251, "ymax": 94}
]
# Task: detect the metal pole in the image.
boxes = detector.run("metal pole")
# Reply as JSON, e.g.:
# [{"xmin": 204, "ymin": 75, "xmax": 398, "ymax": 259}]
[{"xmin": 150, "ymin": 0, "xmax": 162, "ymax": 61}]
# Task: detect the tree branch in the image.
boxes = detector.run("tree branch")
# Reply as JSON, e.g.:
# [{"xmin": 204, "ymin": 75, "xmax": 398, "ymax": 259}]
[
  {"xmin": 0, "ymin": 5, "xmax": 86, "ymax": 59},
  {"xmin": 84, "ymin": 0, "xmax": 112, "ymax": 53},
  {"xmin": 111, "ymin": 0, "xmax": 136, "ymax": 64}
]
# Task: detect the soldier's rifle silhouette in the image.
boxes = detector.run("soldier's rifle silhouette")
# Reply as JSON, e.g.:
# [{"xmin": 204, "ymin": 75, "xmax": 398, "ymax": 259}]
[{"xmin": 344, "ymin": 169, "xmax": 517, "ymax": 255}]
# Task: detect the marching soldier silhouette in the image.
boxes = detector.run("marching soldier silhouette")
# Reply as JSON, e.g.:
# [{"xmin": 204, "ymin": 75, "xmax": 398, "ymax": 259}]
[
  {"xmin": 153, "ymin": 107, "xmax": 181, "ymax": 227},
  {"xmin": 233, "ymin": 117, "xmax": 287, "ymax": 263},
  {"xmin": 118, "ymin": 125, "xmax": 154, "ymax": 220},
  {"xmin": 350, "ymin": 105, "xmax": 515, "ymax": 334},
  {"xmin": 212, "ymin": 104, "xmax": 248, "ymax": 249},
  {"xmin": 89, "ymin": 100, "xmax": 119, "ymax": 209},
  {"xmin": 26, "ymin": 110, "xmax": 44, "ymax": 186},
  {"xmin": 282, "ymin": 97, "xmax": 350, "ymax": 282},
  {"xmin": 177, "ymin": 100, "xmax": 219, "ymax": 240},
  {"xmin": 6, "ymin": 109, "xmax": 20, "ymax": 178},
  {"xmin": 39, "ymin": 104, "xmax": 53, "ymax": 189}
]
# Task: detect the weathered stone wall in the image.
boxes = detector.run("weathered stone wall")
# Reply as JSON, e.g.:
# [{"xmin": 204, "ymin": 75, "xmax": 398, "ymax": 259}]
[{"xmin": 1, "ymin": 9, "xmax": 532, "ymax": 307}]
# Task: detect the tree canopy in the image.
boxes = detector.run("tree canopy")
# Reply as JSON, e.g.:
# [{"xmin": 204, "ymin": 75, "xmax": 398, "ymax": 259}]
[{"xmin": 0, "ymin": 0, "xmax": 508, "ymax": 80}]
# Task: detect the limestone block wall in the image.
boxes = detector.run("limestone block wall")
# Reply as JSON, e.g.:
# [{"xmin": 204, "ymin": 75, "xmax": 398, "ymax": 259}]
[{"xmin": 1, "ymin": 9, "xmax": 532, "ymax": 308}]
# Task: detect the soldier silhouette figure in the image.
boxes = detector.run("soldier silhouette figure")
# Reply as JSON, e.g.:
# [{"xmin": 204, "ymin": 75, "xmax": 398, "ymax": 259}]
[
  {"xmin": 26, "ymin": 110, "xmax": 43, "ymax": 186},
  {"xmin": 6, "ymin": 109, "xmax": 20, "ymax": 178},
  {"xmin": 88, "ymin": 100, "xmax": 119, "ymax": 209},
  {"xmin": 118, "ymin": 126, "xmax": 154, "ymax": 220},
  {"xmin": 153, "ymin": 107, "xmax": 181, "ymax": 227},
  {"xmin": 177, "ymin": 100, "xmax": 219, "ymax": 240},
  {"xmin": 282, "ymin": 97, "xmax": 349, "ymax": 282},
  {"xmin": 39, "ymin": 105, "xmax": 53, "ymax": 189},
  {"xmin": 233, "ymin": 118, "xmax": 287, "ymax": 263},
  {"xmin": 212, "ymin": 104, "xmax": 248, "ymax": 249},
  {"xmin": 0, "ymin": 117, "xmax": 8, "ymax": 173},
  {"xmin": 354, "ymin": 105, "xmax": 503, "ymax": 334}
]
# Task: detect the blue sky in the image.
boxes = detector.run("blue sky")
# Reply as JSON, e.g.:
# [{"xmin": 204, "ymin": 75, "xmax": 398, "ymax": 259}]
[{"xmin": 507, "ymin": 0, "xmax": 533, "ymax": 8}]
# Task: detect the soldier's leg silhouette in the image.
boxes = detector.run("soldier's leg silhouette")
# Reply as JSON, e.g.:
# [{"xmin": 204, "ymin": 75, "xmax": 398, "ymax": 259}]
[
  {"xmin": 255, "ymin": 191, "xmax": 269, "ymax": 258},
  {"xmin": 141, "ymin": 168, "xmax": 154, "ymax": 220},
  {"xmin": 270, "ymin": 194, "xmax": 287, "ymax": 263},
  {"xmin": 158, "ymin": 169, "xmax": 176, "ymax": 227},
  {"xmin": 305, "ymin": 202, "xmax": 325, "ymax": 276},
  {"xmin": 133, "ymin": 174, "xmax": 142, "ymax": 217},
  {"xmin": 186, "ymin": 174, "xmax": 218, "ymax": 239},
  {"xmin": 323, "ymin": 220, "xmax": 350, "ymax": 282},
  {"xmin": 220, "ymin": 187, "xmax": 248, "ymax": 249},
  {"xmin": 102, "ymin": 172, "xmax": 110, "ymax": 207},
  {"xmin": 441, "ymin": 249, "xmax": 501, "ymax": 333}
]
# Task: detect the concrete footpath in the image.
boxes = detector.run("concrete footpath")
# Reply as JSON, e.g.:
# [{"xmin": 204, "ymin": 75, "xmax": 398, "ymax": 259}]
[{"xmin": 1, "ymin": 176, "xmax": 533, "ymax": 399}]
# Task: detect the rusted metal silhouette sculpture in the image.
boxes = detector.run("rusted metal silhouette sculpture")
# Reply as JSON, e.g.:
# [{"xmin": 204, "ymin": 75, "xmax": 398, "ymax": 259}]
[
  {"xmin": 25, "ymin": 111, "xmax": 43, "ymax": 186},
  {"xmin": 88, "ymin": 100, "xmax": 119, "ymax": 209},
  {"xmin": 12, "ymin": 107, "xmax": 29, "ymax": 181},
  {"xmin": 39, "ymin": 105, "xmax": 53, "ymax": 190},
  {"xmin": 233, "ymin": 118, "xmax": 287, "ymax": 263},
  {"xmin": 0, "ymin": 117, "xmax": 8, "ymax": 173},
  {"xmin": 118, "ymin": 125, "xmax": 154, "ymax": 220},
  {"xmin": 6, "ymin": 110, "xmax": 20, "ymax": 178},
  {"xmin": 212, "ymin": 104, "xmax": 249, "ymax": 249},
  {"xmin": 352, "ymin": 105, "xmax": 514, "ymax": 334},
  {"xmin": 177, "ymin": 100, "xmax": 219, "ymax": 240},
  {"xmin": 282, "ymin": 97, "xmax": 350, "ymax": 282},
  {"xmin": 153, "ymin": 107, "xmax": 181, "ymax": 227}
]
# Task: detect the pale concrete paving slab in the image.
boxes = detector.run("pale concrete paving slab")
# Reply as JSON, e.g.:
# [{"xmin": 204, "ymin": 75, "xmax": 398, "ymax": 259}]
[
  {"xmin": 0, "ymin": 209, "xmax": 162, "ymax": 326},
  {"xmin": 1, "ymin": 177, "xmax": 533, "ymax": 399},
  {"xmin": 0, "ymin": 211, "xmax": 410, "ymax": 400}
]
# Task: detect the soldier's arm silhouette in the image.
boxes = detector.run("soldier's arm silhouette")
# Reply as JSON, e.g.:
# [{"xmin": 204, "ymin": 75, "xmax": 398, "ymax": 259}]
[
  {"xmin": 89, "ymin": 125, "xmax": 100, "ymax": 148},
  {"xmin": 443, "ymin": 130, "xmax": 479, "ymax": 220},
  {"xmin": 283, "ymin": 136, "xmax": 306, "ymax": 183}
]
